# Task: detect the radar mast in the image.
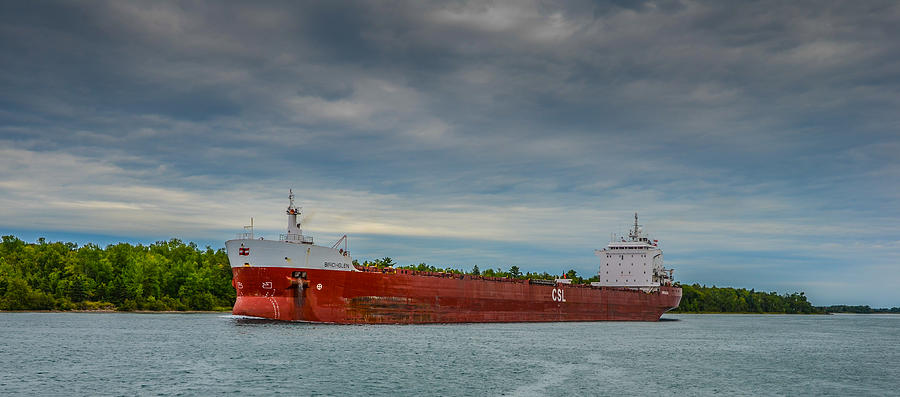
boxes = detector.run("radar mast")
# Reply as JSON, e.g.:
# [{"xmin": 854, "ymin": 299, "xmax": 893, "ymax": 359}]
[
  {"xmin": 286, "ymin": 189, "xmax": 303, "ymax": 236},
  {"xmin": 629, "ymin": 212, "xmax": 641, "ymax": 241}
]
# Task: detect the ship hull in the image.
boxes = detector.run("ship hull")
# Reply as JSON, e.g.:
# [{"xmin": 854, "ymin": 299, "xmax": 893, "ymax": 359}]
[{"xmin": 231, "ymin": 266, "xmax": 682, "ymax": 323}]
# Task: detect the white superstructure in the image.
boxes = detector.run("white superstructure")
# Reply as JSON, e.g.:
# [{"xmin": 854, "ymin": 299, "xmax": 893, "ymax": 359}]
[
  {"xmin": 282, "ymin": 189, "xmax": 313, "ymax": 244},
  {"xmin": 592, "ymin": 213, "xmax": 673, "ymax": 289},
  {"xmin": 225, "ymin": 191, "xmax": 355, "ymax": 272}
]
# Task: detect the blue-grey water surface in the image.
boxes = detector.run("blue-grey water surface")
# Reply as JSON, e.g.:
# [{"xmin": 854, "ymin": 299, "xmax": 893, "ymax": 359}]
[{"xmin": 1, "ymin": 313, "xmax": 897, "ymax": 396}]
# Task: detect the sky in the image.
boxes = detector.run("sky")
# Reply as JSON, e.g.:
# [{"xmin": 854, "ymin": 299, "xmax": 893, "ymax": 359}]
[{"xmin": 1, "ymin": 1, "xmax": 898, "ymax": 306}]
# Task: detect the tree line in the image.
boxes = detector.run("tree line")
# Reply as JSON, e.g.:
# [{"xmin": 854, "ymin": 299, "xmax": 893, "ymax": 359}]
[
  {"xmin": 672, "ymin": 283, "xmax": 824, "ymax": 314},
  {"xmin": 358, "ymin": 257, "xmax": 591, "ymax": 283},
  {"xmin": 0, "ymin": 235, "xmax": 234, "ymax": 311},
  {"xmin": 819, "ymin": 305, "xmax": 900, "ymax": 314}
]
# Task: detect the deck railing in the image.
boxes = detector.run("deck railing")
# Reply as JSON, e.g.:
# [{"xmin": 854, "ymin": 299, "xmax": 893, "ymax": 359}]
[{"xmin": 280, "ymin": 234, "xmax": 313, "ymax": 244}]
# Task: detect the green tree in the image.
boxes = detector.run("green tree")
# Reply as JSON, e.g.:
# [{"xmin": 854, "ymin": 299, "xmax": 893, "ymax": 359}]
[
  {"xmin": 373, "ymin": 257, "xmax": 395, "ymax": 268},
  {"xmin": 67, "ymin": 274, "xmax": 86, "ymax": 302}
]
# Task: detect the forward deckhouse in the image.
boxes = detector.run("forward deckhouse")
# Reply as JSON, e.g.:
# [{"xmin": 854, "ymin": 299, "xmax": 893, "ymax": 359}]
[{"xmin": 225, "ymin": 189, "xmax": 354, "ymax": 272}]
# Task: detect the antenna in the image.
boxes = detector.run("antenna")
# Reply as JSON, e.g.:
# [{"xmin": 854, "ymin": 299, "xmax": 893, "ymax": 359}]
[
  {"xmin": 629, "ymin": 212, "xmax": 641, "ymax": 240},
  {"xmin": 287, "ymin": 189, "xmax": 301, "ymax": 215}
]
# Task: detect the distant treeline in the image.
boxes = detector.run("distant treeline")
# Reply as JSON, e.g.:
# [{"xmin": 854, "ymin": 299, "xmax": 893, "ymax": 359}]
[
  {"xmin": 0, "ymin": 236, "xmax": 233, "ymax": 311},
  {"xmin": 819, "ymin": 305, "xmax": 900, "ymax": 314},
  {"xmin": 671, "ymin": 283, "xmax": 825, "ymax": 314},
  {"xmin": 363, "ymin": 257, "xmax": 591, "ymax": 283}
]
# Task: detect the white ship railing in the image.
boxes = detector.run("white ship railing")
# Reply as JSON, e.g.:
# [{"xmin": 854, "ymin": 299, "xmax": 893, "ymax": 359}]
[
  {"xmin": 280, "ymin": 234, "xmax": 313, "ymax": 244},
  {"xmin": 237, "ymin": 224, "xmax": 254, "ymax": 240}
]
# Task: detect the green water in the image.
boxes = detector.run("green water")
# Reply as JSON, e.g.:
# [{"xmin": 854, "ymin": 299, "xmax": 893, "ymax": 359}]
[{"xmin": 1, "ymin": 313, "xmax": 897, "ymax": 396}]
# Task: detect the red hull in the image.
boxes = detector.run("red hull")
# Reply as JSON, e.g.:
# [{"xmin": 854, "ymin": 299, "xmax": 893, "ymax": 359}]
[{"xmin": 231, "ymin": 267, "xmax": 682, "ymax": 323}]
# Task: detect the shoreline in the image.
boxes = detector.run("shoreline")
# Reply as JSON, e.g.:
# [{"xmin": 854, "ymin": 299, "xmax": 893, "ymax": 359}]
[
  {"xmin": 669, "ymin": 311, "xmax": 830, "ymax": 315},
  {"xmin": 0, "ymin": 309, "xmax": 231, "ymax": 314}
]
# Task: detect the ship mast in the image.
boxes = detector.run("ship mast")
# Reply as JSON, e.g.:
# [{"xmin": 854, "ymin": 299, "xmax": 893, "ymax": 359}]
[
  {"xmin": 286, "ymin": 189, "xmax": 303, "ymax": 236},
  {"xmin": 629, "ymin": 212, "xmax": 640, "ymax": 241}
]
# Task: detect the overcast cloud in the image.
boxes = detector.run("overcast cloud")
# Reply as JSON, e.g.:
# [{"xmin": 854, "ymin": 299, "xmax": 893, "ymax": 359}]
[{"xmin": 1, "ymin": 0, "xmax": 898, "ymax": 306}]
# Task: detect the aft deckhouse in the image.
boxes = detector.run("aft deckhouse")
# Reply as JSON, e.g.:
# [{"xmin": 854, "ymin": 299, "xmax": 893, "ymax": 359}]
[{"xmin": 593, "ymin": 213, "xmax": 673, "ymax": 289}]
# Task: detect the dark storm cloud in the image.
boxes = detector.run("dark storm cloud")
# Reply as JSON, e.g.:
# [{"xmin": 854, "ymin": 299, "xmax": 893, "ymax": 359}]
[{"xmin": 1, "ymin": 1, "xmax": 899, "ymax": 305}]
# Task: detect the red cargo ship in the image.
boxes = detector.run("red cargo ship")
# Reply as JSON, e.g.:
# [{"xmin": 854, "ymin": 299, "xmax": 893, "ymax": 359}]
[{"xmin": 226, "ymin": 192, "xmax": 681, "ymax": 323}]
